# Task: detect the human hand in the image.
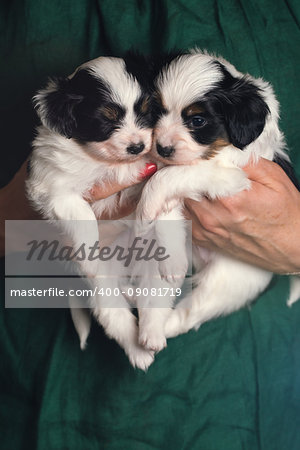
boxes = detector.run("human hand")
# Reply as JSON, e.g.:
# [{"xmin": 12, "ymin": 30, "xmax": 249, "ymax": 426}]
[
  {"xmin": 184, "ymin": 158, "xmax": 300, "ymax": 274},
  {"xmin": 86, "ymin": 162, "xmax": 157, "ymax": 218},
  {"xmin": 0, "ymin": 160, "xmax": 157, "ymax": 257}
]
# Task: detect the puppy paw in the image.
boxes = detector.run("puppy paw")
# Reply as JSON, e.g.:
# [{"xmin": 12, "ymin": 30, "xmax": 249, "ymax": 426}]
[
  {"xmin": 127, "ymin": 346, "xmax": 155, "ymax": 371},
  {"xmin": 159, "ymin": 257, "xmax": 188, "ymax": 286},
  {"xmin": 208, "ymin": 167, "xmax": 251, "ymax": 199},
  {"xmin": 287, "ymin": 294, "xmax": 300, "ymax": 308},
  {"xmin": 139, "ymin": 328, "xmax": 167, "ymax": 353},
  {"xmin": 235, "ymin": 171, "xmax": 251, "ymax": 193},
  {"xmin": 287, "ymin": 276, "xmax": 300, "ymax": 307}
]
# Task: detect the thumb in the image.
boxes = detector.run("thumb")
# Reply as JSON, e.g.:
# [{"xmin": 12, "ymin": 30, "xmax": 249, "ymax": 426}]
[
  {"xmin": 87, "ymin": 162, "xmax": 157, "ymax": 202},
  {"xmin": 242, "ymin": 158, "xmax": 279, "ymax": 186}
]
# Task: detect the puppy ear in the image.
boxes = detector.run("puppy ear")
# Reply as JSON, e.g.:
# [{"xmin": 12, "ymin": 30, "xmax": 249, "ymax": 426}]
[
  {"xmin": 33, "ymin": 77, "xmax": 84, "ymax": 138},
  {"xmin": 212, "ymin": 73, "xmax": 270, "ymax": 149}
]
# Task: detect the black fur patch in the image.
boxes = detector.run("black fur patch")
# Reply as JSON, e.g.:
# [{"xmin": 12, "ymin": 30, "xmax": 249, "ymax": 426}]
[
  {"xmin": 204, "ymin": 63, "xmax": 270, "ymax": 149},
  {"xmin": 273, "ymin": 155, "xmax": 300, "ymax": 191},
  {"xmin": 124, "ymin": 52, "xmax": 152, "ymax": 91},
  {"xmin": 36, "ymin": 69, "xmax": 126, "ymax": 141},
  {"xmin": 150, "ymin": 92, "xmax": 168, "ymax": 124},
  {"xmin": 38, "ymin": 76, "xmax": 83, "ymax": 138},
  {"xmin": 181, "ymin": 101, "xmax": 228, "ymax": 145}
]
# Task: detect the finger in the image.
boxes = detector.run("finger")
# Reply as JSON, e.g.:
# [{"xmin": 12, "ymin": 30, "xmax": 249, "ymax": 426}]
[
  {"xmin": 242, "ymin": 158, "xmax": 283, "ymax": 186},
  {"xmin": 185, "ymin": 197, "xmax": 227, "ymax": 225},
  {"xmin": 185, "ymin": 197, "xmax": 212, "ymax": 213},
  {"xmin": 100, "ymin": 202, "xmax": 136, "ymax": 220},
  {"xmin": 89, "ymin": 182, "xmax": 129, "ymax": 201},
  {"xmin": 87, "ymin": 162, "xmax": 157, "ymax": 202},
  {"xmin": 183, "ymin": 207, "xmax": 192, "ymax": 220},
  {"xmin": 184, "ymin": 199, "xmax": 216, "ymax": 246}
]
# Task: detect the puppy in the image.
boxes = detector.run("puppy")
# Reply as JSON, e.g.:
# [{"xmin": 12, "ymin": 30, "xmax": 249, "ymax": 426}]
[
  {"xmin": 136, "ymin": 49, "xmax": 300, "ymax": 347},
  {"xmin": 27, "ymin": 55, "xmax": 158, "ymax": 369}
]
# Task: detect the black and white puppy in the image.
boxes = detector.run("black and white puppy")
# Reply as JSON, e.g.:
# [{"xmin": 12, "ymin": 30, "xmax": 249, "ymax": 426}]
[
  {"xmin": 27, "ymin": 55, "xmax": 158, "ymax": 369},
  {"xmin": 136, "ymin": 49, "xmax": 300, "ymax": 348}
]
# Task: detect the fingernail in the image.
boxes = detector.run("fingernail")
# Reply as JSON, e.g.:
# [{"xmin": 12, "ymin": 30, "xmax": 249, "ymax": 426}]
[{"xmin": 140, "ymin": 163, "xmax": 157, "ymax": 179}]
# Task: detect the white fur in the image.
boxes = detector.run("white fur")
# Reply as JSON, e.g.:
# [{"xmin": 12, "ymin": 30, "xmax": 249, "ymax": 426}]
[
  {"xmin": 135, "ymin": 50, "xmax": 299, "ymax": 349},
  {"xmin": 27, "ymin": 56, "xmax": 155, "ymax": 370}
]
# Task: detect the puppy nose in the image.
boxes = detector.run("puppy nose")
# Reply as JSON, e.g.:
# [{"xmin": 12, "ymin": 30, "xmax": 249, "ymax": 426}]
[
  {"xmin": 156, "ymin": 143, "xmax": 175, "ymax": 158},
  {"xmin": 127, "ymin": 142, "xmax": 145, "ymax": 154}
]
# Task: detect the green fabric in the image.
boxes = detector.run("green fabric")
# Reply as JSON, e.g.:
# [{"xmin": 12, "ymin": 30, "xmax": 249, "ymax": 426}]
[{"xmin": 1, "ymin": 1, "xmax": 300, "ymax": 448}]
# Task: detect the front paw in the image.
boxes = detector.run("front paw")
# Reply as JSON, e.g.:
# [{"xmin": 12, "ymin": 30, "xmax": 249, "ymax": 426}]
[
  {"xmin": 234, "ymin": 170, "xmax": 251, "ymax": 193},
  {"xmin": 208, "ymin": 167, "xmax": 251, "ymax": 200},
  {"xmin": 159, "ymin": 255, "xmax": 188, "ymax": 286}
]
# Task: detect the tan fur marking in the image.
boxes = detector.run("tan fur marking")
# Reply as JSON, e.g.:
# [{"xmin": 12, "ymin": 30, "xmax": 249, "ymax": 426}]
[
  {"xmin": 184, "ymin": 104, "xmax": 205, "ymax": 116},
  {"xmin": 154, "ymin": 92, "xmax": 167, "ymax": 110},
  {"xmin": 203, "ymin": 138, "xmax": 229, "ymax": 160},
  {"xmin": 141, "ymin": 96, "xmax": 150, "ymax": 114},
  {"xmin": 99, "ymin": 106, "xmax": 120, "ymax": 121}
]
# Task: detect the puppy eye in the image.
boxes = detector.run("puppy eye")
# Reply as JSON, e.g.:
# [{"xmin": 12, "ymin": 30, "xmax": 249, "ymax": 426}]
[{"xmin": 189, "ymin": 116, "xmax": 207, "ymax": 129}]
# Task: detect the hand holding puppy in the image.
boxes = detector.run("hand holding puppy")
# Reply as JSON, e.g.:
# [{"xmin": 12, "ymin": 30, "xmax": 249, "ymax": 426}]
[{"xmin": 185, "ymin": 158, "xmax": 300, "ymax": 274}]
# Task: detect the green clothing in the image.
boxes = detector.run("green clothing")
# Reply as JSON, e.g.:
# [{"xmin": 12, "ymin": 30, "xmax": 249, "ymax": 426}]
[{"xmin": 1, "ymin": 1, "xmax": 300, "ymax": 449}]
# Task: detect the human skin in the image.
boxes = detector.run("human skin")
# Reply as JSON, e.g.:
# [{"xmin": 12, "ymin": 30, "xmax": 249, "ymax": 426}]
[
  {"xmin": 0, "ymin": 161, "xmax": 157, "ymax": 257},
  {"xmin": 184, "ymin": 158, "xmax": 300, "ymax": 274}
]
